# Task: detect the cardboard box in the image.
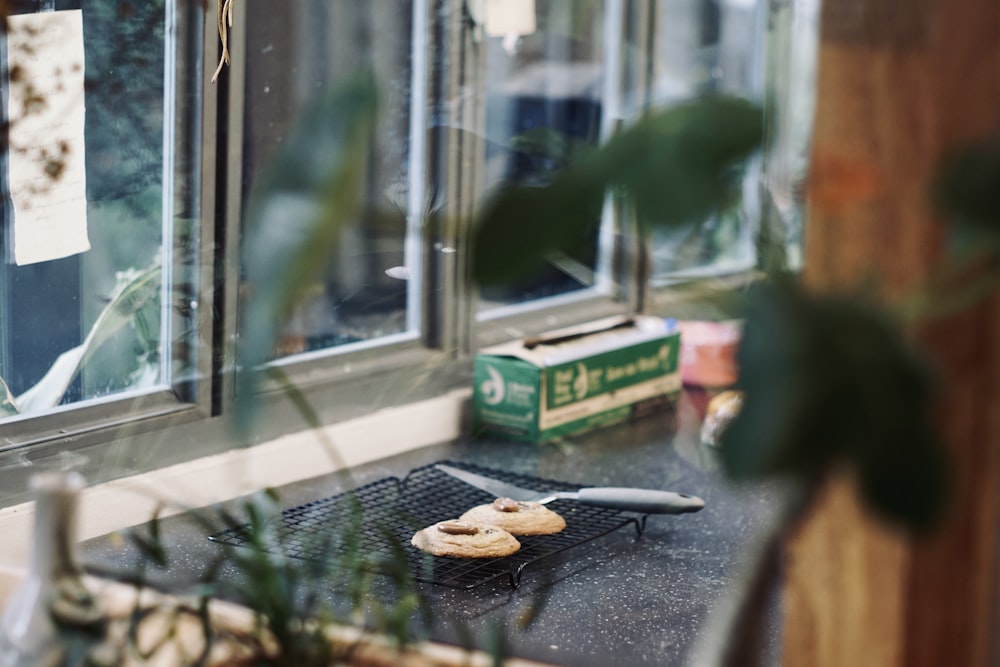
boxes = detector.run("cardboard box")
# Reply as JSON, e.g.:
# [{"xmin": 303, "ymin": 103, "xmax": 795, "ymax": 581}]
[{"xmin": 471, "ymin": 315, "xmax": 681, "ymax": 443}]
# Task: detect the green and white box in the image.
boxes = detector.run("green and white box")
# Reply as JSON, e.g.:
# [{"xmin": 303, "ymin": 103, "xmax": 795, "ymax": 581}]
[{"xmin": 472, "ymin": 315, "xmax": 682, "ymax": 443}]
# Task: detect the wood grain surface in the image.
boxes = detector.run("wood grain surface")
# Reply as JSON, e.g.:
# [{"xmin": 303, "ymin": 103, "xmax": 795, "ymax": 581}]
[{"xmin": 784, "ymin": 0, "xmax": 1000, "ymax": 665}]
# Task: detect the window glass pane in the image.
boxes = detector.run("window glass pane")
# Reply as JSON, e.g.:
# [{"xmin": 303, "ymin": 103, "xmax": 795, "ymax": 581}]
[
  {"xmin": 759, "ymin": 0, "xmax": 819, "ymax": 270},
  {"xmin": 0, "ymin": 0, "xmax": 195, "ymax": 422},
  {"xmin": 471, "ymin": 0, "xmax": 770, "ymax": 311},
  {"xmin": 643, "ymin": 0, "xmax": 764, "ymax": 283},
  {"xmin": 242, "ymin": 1, "xmax": 417, "ymax": 359},
  {"xmin": 476, "ymin": 0, "xmax": 610, "ymax": 313}
]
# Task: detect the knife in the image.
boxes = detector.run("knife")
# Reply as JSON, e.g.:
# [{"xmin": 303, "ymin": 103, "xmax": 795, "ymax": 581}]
[{"xmin": 434, "ymin": 464, "xmax": 705, "ymax": 515}]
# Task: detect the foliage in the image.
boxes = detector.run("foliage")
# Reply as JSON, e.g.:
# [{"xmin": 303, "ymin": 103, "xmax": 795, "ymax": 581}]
[
  {"xmin": 119, "ymin": 487, "xmax": 436, "ymax": 667},
  {"xmin": 933, "ymin": 137, "xmax": 1000, "ymax": 249},
  {"xmin": 469, "ymin": 96, "xmax": 1000, "ymax": 536},
  {"xmin": 10, "ymin": 5, "xmax": 995, "ymax": 655},
  {"xmin": 711, "ymin": 134, "xmax": 1000, "ymax": 535},
  {"xmin": 194, "ymin": 490, "xmax": 345, "ymax": 666},
  {"xmin": 717, "ymin": 280, "xmax": 950, "ymax": 532},
  {"xmin": 690, "ymin": 132, "xmax": 1000, "ymax": 664},
  {"xmin": 711, "ymin": 132, "xmax": 1000, "ymax": 534},
  {"xmin": 472, "ymin": 96, "xmax": 764, "ymax": 285},
  {"xmin": 147, "ymin": 69, "xmax": 394, "ymax": 660},
  {"xmin": 234, "ymin": 74, "xmax": 378, "ymax": 439}
]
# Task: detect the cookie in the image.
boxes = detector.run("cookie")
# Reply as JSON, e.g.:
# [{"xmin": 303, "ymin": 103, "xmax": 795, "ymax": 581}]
[
  {"xmin": 410, "ymin": 520, "xmax": 521, "ymax": 558},
  {"xmin": 700, "ymin": 389, "xmax": 744, "ymax": 446},
  {"xmin": 459, "ymin": 497, "xmax": 567, "ymax": 536}
]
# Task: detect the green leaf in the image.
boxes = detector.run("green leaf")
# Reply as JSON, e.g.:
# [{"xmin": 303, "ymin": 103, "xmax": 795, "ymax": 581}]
[
  {"xmin": 234, "ymin": 74, "xmax": 378, "ymax": 438},
  {"xmin": 127, "ymin": 530, "xmax": 169, "ymax": 569},
  {"xmin": 472, "ymin": 175, "xmax": 606, "ymax": 285},
  {"xmin": 598, "ymin": 96, "xmax": 764, "ymax": 227},
  {"xmin": 933, "ymin": 139, "xmax": 1000, "ymax": 248},
  {"xmin": 856, "ymin": 426, "xmax": 951, "ymax": 534},
  {"xmin": 717, "ymin": 281, "xmax": 843, "ymax": 480},
  {"xmin": 719, "ymin": 281, "xmax": 951, "ymax": 533},
  {"xmin": 472, "ymin": 96, "xmax": 762, "ymax": 285}
]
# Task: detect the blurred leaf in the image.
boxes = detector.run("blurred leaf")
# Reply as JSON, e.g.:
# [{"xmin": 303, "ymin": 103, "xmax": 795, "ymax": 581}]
[
  {"xmin": 472, "ymin": 96, "xmax": 762, "ymax": 285},
  {"xmin": 718, "ymin": 280, "xmax": 841, "ymax": 480},
  {"xmin": 473, "ymin": 175, "xmax": 606, "ymax": 284},
  {"xmin": 597, "ymin": 96, "xmax": 764, "ymax": 227},
  {"xmin": 234, "ymin": 74, "xmax": 377, "ymax": 437},
  {"xmin": 719, "ymin": 281, "xmax": 950, "ymax": 533},
  {"xmin": 486, "ymin": 620, "xmax": 511, "ymax": 667},
  {"xmin": 127, "ymin": 529, "xmax": 169, "ymax": 569},
  {"xmin": 933, "ymin": 139, "xmax": 1000, "ymax": 249},
  {"xmin": 857, "ymin": 425, "xmax": 950, "ymax": 533}
]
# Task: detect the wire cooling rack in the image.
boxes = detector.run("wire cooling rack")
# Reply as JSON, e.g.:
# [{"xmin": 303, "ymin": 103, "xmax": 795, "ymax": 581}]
[{"xmin": 208, "ymin": 460, "xmax": 645, "ymax": 590}]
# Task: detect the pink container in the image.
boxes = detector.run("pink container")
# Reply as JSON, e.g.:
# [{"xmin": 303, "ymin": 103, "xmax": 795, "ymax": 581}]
[{"xmin": 677, "ymin": 320, "xmax": 742, "ymax": 388}]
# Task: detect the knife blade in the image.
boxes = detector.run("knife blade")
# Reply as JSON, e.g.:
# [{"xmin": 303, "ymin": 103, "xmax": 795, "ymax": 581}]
[{"xmin": 435, "ymin": 464, "xmax": 705, "ymax": 515}]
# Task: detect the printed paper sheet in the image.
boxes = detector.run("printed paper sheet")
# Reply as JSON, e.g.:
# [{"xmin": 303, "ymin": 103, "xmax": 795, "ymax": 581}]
[{"xmin": 6, "ymin": 9, "xmax": 89, "ymax": 266}]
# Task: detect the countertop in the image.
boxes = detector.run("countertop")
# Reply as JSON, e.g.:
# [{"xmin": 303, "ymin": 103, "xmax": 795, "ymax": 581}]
[{"xmin": 80, "ymin": 390, "xmax": 782, "ymax": 666}]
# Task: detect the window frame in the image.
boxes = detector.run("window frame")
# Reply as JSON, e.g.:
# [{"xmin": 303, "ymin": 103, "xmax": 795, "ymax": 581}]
[
  {"xmin": 0, "ymin": 0, "xmax": 770, "ymax": 507},
  {"xmin": 0, "ymin": 0, "xmax": 220, "ymax": 472}
]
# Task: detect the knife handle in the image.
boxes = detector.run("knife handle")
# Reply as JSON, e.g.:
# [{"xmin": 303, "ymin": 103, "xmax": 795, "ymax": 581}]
[{"xmin": 576, "ymin": 487, "xmax": 705, "ymax": 514}]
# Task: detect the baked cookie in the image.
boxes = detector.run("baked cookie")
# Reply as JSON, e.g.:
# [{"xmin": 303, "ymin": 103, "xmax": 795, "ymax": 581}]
[
  {"xmin": 410, "ymin": 520, "xmax": 521, "ymax": 558},
  {"xmin": 701, "ymin": 390, "xmax": 744, "ymax": 446},
  {"xmin": 459, "ymin": 497, "xmax": 567, "ymax": 536}
]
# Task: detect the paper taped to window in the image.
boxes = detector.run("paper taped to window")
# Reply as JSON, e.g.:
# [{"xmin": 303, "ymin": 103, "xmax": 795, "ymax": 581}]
[{"xmin": 5, "ymin": 9, "xmax": 89, "ymax": 266}]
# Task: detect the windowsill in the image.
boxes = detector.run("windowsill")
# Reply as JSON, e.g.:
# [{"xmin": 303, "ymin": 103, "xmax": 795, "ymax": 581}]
[
  {"xmin": 0, "ymin": 281, "xmax": 756, "ymax": 570},
  {"xmin": 0, "ymin": 387, "xmax": 471, "ymax": 571},
  {"xmin": 74, "ymin": 389, "xmax": 783, "ymax": 667}
]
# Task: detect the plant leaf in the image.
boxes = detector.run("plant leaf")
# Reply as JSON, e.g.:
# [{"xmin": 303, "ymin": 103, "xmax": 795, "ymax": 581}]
[
  {"xmin": 719, "ymin": 281, "xmax": 950, "ymax": 533},
  {"xmin": 933, "ymin": 139, "xmax": 1000, "ymax": 249},
  {"xmin": 597, "ymin": 96, "xmax": 764, "ymax": 227},
  {"xmin": 856, "ymin": 424, "xmax": 951, "ymax": 534},
  {"xmin": 234, "ymin": 74, "xmax": 377, "ymax": 438},
  {"xmin": 472, "ymin": 175, "xmax": 605, "ymax": 285},
  {"xmin": 717, "ymin": 281, "xmax": 842, "ymax": 480},
  {"xmin": 472, "ymin": 96, "xmax": 762, "ymax": 285}
]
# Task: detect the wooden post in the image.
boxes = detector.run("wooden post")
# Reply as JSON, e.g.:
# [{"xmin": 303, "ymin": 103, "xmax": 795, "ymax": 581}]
[{"xmin": 784, "ymin": 0, "xmax": 1000, "ymax": 665}]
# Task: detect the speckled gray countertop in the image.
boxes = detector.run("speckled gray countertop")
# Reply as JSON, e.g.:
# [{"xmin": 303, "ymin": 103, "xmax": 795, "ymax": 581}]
[{"xmin": 80, "ymin": 390, "xmax": 781, "ymax": 666}]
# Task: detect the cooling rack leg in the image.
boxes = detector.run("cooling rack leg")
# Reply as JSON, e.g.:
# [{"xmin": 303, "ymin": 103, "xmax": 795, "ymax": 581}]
[{"xmin": 510, "ymin": 564, "xmax": 528, "ymax": 589}]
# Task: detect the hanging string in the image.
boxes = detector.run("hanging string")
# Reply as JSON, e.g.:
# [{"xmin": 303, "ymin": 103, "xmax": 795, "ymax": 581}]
[{"xmin": 211, "ymin": 0, "xmax": 235, "ymax": 83}]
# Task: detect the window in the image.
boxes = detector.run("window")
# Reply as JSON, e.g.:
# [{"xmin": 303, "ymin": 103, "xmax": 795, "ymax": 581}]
[
  {"xmin": 642, "ymin": 0, "xmax": 766, "ymax": 284},
  {"xmin": 240, "ymin": 2, "xmax": 421, "ymax": 358},
  {"xmin": 0, "ymin": 0, "xmax": 205, "ymax": 427},
  {"xmin": 475, "ymin": 2, "xmax": 613, "ymax": 313},
  {"xmin": 0, "ymin": 1, "xmax": 806, "ymax": 500}
]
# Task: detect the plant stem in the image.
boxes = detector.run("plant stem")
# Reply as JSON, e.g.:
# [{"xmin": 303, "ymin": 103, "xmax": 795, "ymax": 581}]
[{"xmin": 689, "ymin": 478, "xmax": 817, "ymax": 666}]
